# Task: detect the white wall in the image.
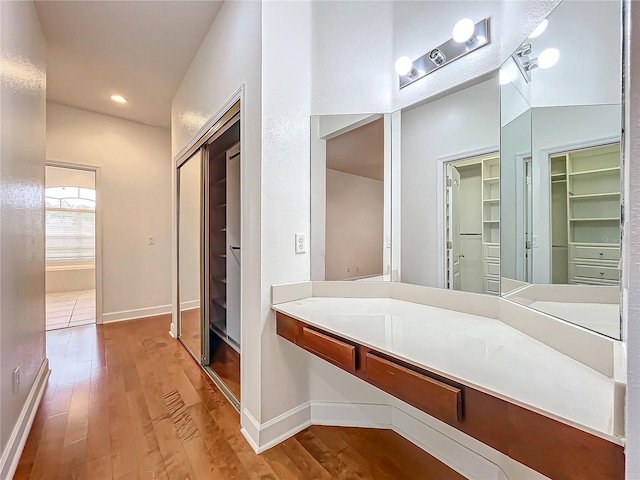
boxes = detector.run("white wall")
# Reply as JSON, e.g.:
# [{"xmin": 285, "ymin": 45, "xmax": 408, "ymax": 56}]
[
  {"xmin": 624, "ymin": 2, "xmax": 640, "ymax": 477},
  {"xmin": 325, "ymin": 169, "xmax": 383, "ymax": 280},
  {"xmin": 400, "ymin": 79, "xmax": 499, "ymax": 287},
  {"xmin": 170, "ymin": 0, "xmax": 266, "ymax": 424},
  {"xmin": 515, "ymin": 0, "xmax": 621, "ymax": 109},
  {"xmin": 46, "ymin": 165, "xmax": 95, "ymax": 189},
  {"xmin": 311, "ymin": 1, "xmax": 394, "ymax": 115},
  {"xmin": 46, "ymin": 103, "xmax": 172, "ymax": 321},
  {"xmin": 0, "ymin": 0, "xmax": 47, "ymax": 462}
]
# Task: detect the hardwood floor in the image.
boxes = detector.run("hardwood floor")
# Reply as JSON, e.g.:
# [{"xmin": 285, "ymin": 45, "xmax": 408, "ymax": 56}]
[
  {"xmin": 14, "ymin": 315, "xmax": 465, "ymax": 479},
  {"xmin": 209, "ymin": 331, "xmax": 241, "ymax": 400}
]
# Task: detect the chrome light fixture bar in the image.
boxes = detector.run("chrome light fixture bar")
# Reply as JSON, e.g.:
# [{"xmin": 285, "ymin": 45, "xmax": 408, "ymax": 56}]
[
  {"xmin": 512, "ymin": 43, "xmax": 560, "ymax": 83},
  {"xmin": 396, "ymin": 18, "xmax": 490, "ymax": 89}
]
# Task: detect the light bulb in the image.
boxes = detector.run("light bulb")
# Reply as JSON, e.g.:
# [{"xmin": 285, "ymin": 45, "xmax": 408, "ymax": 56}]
[
  {"xmin": 537, "ymin": 48, "xmax": 559, "ymax": 69},
  {"xmin": 452, "ymin": 18, "xmax": 475, "ymax": 44},
  {"xmin": 528, "ymin": 19, "xmax": 548, "ymax": 39},
  {"xmin": 394, "ymin": 56, "xmax": 414, "ymax": 76},
  {"xmin": 499, "ymin": 69, "xmax": 512, "ymax": 85},
  {"xmin": 111, "ymin": 94, "xmax": 128, "ymax": 103}
]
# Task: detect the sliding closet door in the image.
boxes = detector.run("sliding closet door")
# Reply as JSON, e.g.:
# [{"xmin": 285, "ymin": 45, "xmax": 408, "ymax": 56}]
[{"xmin": 177, "ymin": 149, "xmax": 205, "ymax": 363}]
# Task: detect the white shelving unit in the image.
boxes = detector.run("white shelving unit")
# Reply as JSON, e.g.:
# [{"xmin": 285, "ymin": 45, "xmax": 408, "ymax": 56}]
[
  {"xmin": 557, "ymin": 144, "xmax": 621, "ymax": 285},
  {"xmin": 481, "ymin": 155, "xmax": 500, "ymax": 295}
]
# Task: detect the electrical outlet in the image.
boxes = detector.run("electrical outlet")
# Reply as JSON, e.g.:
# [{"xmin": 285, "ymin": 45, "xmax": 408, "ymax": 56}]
[
  {"xmin": 347, "ymin": 267, "xmax": 351, "ymax": 273},
  {"xmin": 356, "ymin": 266, "xmax": 359, "ymax": 272},
  {"xmin": 295, "ymin": 233, "xmax": 306, "ymax": 254},
  {"xmin": 148, "ymin": 235, "xmax": 155, "ymax": 246},
  {"xmin": 13, "ymin": 367, "xmax": 20, "ymax": 394}
]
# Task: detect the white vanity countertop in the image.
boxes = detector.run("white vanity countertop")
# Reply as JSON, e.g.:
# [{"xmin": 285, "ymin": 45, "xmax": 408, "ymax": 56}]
[{"xmin": 273, "ymin": 296, "xmax": 618, "ymax": 443}]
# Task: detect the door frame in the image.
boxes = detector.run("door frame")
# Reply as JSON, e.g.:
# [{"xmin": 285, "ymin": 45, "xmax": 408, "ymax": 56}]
[
  {"xmin": 437, "ymin": 146, "xmax": 499, "ymax": 289},
  {"xmin": 45, "ymin": 161, "xmax": 103, "ymax": 325},
  {"xmin": 173, "ymin": 86, "xmax": 245, "ymax": 413}
]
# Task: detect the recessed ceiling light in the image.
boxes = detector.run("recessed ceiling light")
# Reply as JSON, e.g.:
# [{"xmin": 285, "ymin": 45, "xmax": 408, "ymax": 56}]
[{"xmin": 110, "ymin": 94, "xmax": 127, "ymax": 104}]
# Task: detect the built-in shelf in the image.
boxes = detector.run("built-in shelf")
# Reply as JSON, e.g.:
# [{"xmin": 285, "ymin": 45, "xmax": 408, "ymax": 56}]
[
  {"xmin": 570, "ymin": 217, "xmax": 619, "ymax": 222},
  {"xmin": 569, "ymin": 192, "xmax": 620, "ymax": 199},
  {"xmin": 212, "ymin": 296, "xmax": 227, "ymax": 309},
  {"xmin": 554, "ymin": 144, "xmax": 621, "ymax": 286},
  {"xmin": 568, "ymin": 166, "xmax": 620, "ymax": 177},
  {"xmin": 481, "ymin": 154, "xmax": 500, "ymax": 295}
]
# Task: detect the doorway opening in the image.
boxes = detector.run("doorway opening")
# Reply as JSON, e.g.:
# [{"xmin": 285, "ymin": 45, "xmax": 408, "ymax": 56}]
[
  {"xmin": 444, "ymin": 153, "xmax": 500, "ymax": 295},
  {"xmin": 177, "ymin": 101, "xmax": 241, "ymax": 409},
  {"xmin": 45, "ymin": 165, "xmax": 97, "ymax": 330}
]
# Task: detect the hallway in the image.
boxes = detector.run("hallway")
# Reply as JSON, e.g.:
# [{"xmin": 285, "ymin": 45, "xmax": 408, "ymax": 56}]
[{"xmin": 14, "ymin": 316, "xmax": 463, "ymax": 479}]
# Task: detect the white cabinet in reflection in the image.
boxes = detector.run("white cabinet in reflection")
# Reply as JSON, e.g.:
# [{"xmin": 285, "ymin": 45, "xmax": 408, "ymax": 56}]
[
  {"xmin": 481, "ymin": 155, "xmax": 500, "ymax": 295},
  {"xmin": 550, "ymin": 143, "xmax": 620, "ymax": 286}
]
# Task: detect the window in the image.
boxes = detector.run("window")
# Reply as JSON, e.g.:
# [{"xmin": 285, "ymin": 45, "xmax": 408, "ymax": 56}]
[{"xmin": 45, "ymin": 186, "xmax": 96, "ymax": 263}]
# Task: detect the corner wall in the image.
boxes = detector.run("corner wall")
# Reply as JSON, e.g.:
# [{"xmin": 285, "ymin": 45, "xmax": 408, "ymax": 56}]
[
  {"xmin": 46, "ymin": 103, "xmax": 172, "ymax": 321},
  {"xmin": 0, "ymin": 0, "xmax": 47, "ymax": 467}
]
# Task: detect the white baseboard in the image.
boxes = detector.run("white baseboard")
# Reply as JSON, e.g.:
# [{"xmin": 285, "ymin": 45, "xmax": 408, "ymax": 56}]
[
  {"xmin": 0, "ymin": 359, "xmax": 50, "ymax": 480},
  {"xmin": 241, "ymin": 404, "xmax": 311, "ymax": 454},
  {"xmin": 102, "ymin": 304, "xmax": 172, "ymax": 323},
  {"xmin": 243, "ymin": 400, "xmax": 547, "ymax": 480}
]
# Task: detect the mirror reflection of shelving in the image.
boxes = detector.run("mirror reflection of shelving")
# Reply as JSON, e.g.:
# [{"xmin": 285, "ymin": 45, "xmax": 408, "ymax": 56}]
[
  {"xmin": 551, "ymin": 143, "xmax": 620, "ymax": 285},
  {"xmin": 481, "ymin": 155, "xmax": 500, "ymax": 294}
]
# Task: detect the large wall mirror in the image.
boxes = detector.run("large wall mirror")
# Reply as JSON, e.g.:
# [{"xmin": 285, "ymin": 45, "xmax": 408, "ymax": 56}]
[
  {"xmin": 309, "ymin": 0, "xmax": 623, "ymax": 340},
  {"xmin": 500, "ymin": 0, "xmax": 622, "ymax": 339},
  {"xmin": 310, "ymin": 114, "xmax": 395, "ymax": 281},
  {"xmin": 400, "ymin": 79, "xmax": 500, "ymax": 294},
  {"xmin": 177, "ymin": 149, "xmax": 205, "ymax": 361}
]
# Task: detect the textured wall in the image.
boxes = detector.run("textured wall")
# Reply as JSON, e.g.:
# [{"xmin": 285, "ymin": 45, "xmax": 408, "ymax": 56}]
[
  {"xmin": 0, "ymin": 0, "xmax": 47, "ymax": 453},
  {"xmin": 624, "ymin": 0, "xmax": 640, "ymax": 476},
  {"xmin": 46, "ymin": 103, "xmax": 172, "ymax": 318}
]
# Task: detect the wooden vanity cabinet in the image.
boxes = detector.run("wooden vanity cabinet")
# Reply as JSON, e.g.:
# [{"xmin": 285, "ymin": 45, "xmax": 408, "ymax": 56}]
[{"xmin": 275, "ymin": 311, "xmax": 624, "ymax": 480}]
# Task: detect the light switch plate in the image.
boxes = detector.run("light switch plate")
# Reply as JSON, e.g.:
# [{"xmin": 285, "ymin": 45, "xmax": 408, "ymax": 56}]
[{"xmin": 295, "ymin": 233, "xmax": 306, "ymax": 254}]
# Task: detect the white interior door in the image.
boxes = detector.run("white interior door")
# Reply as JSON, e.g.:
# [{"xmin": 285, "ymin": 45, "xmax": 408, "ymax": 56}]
[
  {"xmin": 226, "ymin": 144, "xmax": 241, "ymax": 346},
  {"xmin": 446, "ymin": 165, "xmax": 461, "ymax": 290}
]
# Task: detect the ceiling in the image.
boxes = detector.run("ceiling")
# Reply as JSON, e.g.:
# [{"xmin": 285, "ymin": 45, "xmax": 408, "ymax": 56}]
[
  {"xmin": 326, "ymin": 119, "xmax": 385, "ymax": 181},
  {"xmin": 35, "ymin": 1, "xmax": 224, "ymax": 128}
]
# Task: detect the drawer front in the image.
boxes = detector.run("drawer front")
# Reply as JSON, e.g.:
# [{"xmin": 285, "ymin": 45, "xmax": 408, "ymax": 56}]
[
  {"xmin": 570, "ymin": 277, "xmax": 619, "ymax": 286},
  {"xmin": 276, "ymin": 312, "xmax": 302, "ymax": 343},
  {"xmin": 483, "ymin": 261, "xmax": 500, "ymax": 277},
  {"xmin": 571, "ymin": 245, "xmax": 620, "ymax": 262},
  {"xmin": 484, "ymin": 244, "xmax": 500, "ymax": 260},
  {"xmin": 364, "ymin": 352, "xmax": 462, "ymax": 424},
  {"xmin": 299, "ymin": 327, "xmax": 357, "ymax": 373},
  {"xmin": 484, "ymin": 278, "xmax": 500, "ymax": 294},
  {"xmin": 570, "ymin": 264, "xmax": 619, "ymax": 281}
]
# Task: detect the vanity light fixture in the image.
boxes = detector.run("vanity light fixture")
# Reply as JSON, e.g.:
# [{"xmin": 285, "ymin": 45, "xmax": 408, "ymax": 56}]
[
  {"xmin": 528, "ymin": 19, "xmax": 548, "ymax": 39},
  {"xmin": 395, "ymin": 17, "xmax": 490, "ymax": 89},
  {"xmin": 394, "ymin": 56, "xmax": 416, "ymax": 77},
  {"xmin": 512, "ymin": 44, "xmax": 559, "ymax": 82},
  {"xmin": 499, "ymin": 69, "xmax": 512, "ymax": 85},
  {"xmin": 110, "ymin": 94, "xmax": 128, "ymax": 103}
]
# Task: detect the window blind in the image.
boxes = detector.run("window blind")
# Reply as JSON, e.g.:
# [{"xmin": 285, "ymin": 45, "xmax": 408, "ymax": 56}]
[{"xmin": 46, "ymin": 209, "xmax": 95, "ymax": 262}]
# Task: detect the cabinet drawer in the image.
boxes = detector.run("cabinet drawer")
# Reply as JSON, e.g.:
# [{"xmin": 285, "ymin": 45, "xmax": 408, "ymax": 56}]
[
  {"xmin": 483, "ymin": 244, "xmax": 500, "ymax": 260},
  {"xmin": 483, "ymin": 261, "xmax": 500, "ymax": 277},
  {"xmin": 299, "ymin": 327, "xmax": 357, "ymax": 373},
  {"xmin": 364, "ymin": 352, "xmax": 462, "ymax": 424},
  {"xmin": 570, "ymin": 245, "xmax": 619, "ymax": 262},
  {"xmin": 570, "ymin": 264, "xmax": 619, "ymax": 281},
  {"xmin": 276, "ymin": 312, "xmax": 302, "ymax": 343},
  {"xmin": 484, "ymin": 278, "xmax": 500, "ymax": 294}
]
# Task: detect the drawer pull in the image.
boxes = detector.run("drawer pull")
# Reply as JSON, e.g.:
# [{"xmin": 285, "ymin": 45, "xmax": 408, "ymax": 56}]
[
  {"xmin": 599, "ymin": 252, "xmax": 604, "ymax": 256},
  {"xmin": 365, "ymin": 352, "xmax": 462, "ymax": 423},
  {"xmin": 300, "ymin": 327, "xmax": 356, "ymax": 372},
  {"xmin": 600, "ymin": 271, "xmax": 605, "ymax": 275}
]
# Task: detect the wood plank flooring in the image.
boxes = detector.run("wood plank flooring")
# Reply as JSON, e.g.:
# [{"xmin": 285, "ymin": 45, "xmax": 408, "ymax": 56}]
[{"xmin": 14, "ymin": 315, "xmax": 465, "ymax": 479}]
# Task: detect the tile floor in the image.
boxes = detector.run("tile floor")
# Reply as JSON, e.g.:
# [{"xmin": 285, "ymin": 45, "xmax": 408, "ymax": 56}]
[{"xmin": 46, "ymin": 289, "xmax": 96, "ymax": 330}]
